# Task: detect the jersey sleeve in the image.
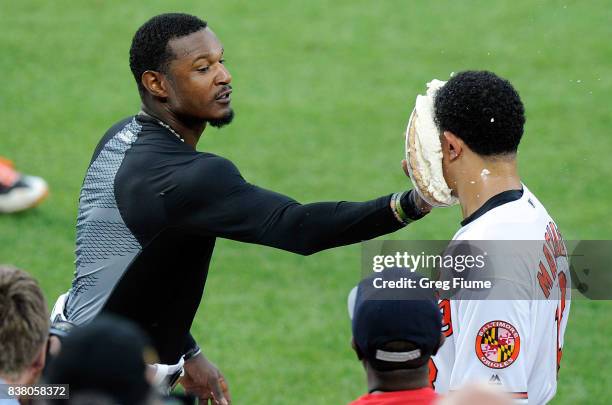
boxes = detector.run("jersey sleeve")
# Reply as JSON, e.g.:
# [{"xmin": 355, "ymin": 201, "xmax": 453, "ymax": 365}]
[
  {"xmin": 166, "ymin": 155, "xmax": 405, "ymax": 255},
  {"xmin": 444, "ymin": 235, "xmax": 532, "ymax": 402},
  {"xmin": 449, "ymin": 299, "xmax": 529, "ymax": 403}
]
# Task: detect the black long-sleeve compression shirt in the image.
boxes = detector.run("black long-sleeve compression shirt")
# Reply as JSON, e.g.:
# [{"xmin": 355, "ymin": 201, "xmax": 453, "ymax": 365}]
[{"xmin": 63, "ymin": 114, "xmax": 420, "ymax": 363}]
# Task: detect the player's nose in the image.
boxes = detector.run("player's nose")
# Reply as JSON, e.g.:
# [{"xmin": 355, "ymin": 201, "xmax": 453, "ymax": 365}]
[{"xmin": 216, "ymin": 63, "xmax": 232, "ymax": 85}]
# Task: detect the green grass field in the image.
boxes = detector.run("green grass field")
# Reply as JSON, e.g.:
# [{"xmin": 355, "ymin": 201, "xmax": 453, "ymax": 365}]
[{"xmin": 1, "ymin": 1, "xmax": 611, "ymax": 403}]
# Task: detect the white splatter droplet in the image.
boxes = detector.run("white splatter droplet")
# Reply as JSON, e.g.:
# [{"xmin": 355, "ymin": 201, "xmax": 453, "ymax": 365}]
[
  {"xmin": 490, "ymin": 117, "xmax": 495, "ymax": 123},
  {"xmin": 577, "ymin": 79, "xmax": 582, "ymax": 83},
  {"xmin": 470, "ymin": 181, "xmax": 476, "ymax": 184},
  {"xmin": 481, "ymin": 169, "xmax": 491, "ymax": 178}
]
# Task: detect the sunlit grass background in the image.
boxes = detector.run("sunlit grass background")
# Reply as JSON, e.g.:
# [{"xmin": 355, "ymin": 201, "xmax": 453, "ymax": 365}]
[{"xmin": 1, "ymin": 1, "xmax": 611, "ymax": 403}]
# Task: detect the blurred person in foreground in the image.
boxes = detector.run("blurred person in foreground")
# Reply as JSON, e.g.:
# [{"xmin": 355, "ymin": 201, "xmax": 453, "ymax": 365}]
[
  {"xmin": 435, "ymin": 383, "xmax": 512, "ymax": 405},
  {"xmin": 347, "ymin": 270, "xmax": 443, "ymax": 405},
  {"xmin": 0, "ymin": 265, "xmax": 49, "ymax": 404},
  {"xmin": 62, "ymin": 392, "xmax": 193, "ymax": 405},
  {"xmin": 51, "ymin": 12, "xmax": 432, "ymax": 404},
  {"xmin": 0, "ymin": 158, "xmax": 48, "ymax": 214},
  {"xmin": 59, "ymin": 392, "xmax": 117, "ymax": 405},
  {"xmin": 44, "ymin": 315, "xmax": 182, "ymax": 405}
]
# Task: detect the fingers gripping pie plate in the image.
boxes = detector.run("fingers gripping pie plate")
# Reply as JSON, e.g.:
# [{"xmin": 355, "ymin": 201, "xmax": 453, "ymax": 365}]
[{"xmin": 405, "ymin": 79, "xmax": 458, "ymax": 207}]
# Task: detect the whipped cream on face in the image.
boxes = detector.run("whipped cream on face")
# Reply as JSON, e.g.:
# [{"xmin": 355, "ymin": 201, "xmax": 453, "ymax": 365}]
[{"xmin": 410, "ymin": 79, "xmax": 458, "ymax": 206}]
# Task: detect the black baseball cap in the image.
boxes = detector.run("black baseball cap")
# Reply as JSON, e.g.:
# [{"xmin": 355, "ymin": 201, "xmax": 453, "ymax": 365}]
[
  {"xmin": 45, "ymin": 315, "xmax": 157, "ymax": 405},
  {"xmin": 348, "ymin": 269, "xmax": 442, "ymax": 371}
]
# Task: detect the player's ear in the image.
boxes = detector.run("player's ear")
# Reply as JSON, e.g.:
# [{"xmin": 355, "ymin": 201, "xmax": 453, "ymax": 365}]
[
  {"xmin": 141, "ymin": 70, "xmax": 169, "ymax": 99},
  {"xmin": 26, "ymin": 343, "xmax": 47, "ymax": 384},
  {"xmin": 433, "ymin": 333, "xmax": 446, "ymax": 356},
  {"xmin": 442, "ymin": 131, "xmax": 462, "ymax": 161}
]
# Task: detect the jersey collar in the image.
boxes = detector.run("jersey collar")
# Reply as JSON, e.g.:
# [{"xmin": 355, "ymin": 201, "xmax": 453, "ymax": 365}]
[{"xmin": 460, "ymin": 188, "xmax": 524, "ymax": 227}]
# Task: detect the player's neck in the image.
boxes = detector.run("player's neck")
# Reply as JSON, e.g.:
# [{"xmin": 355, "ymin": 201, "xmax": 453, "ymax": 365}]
[
  {"xmin": 0, "ymin": 369, "xmax": 32, "ymax": 385},
  {"xmin": 141, "ymin": 104, "xmax": 206, "ymax": 148},
  {"xmin": 456, "ymin": 159, "xmax": 522, "ymax": 220},
  {"xmin": 366, "ymin": 364, "xmax": 430, "ymax": 393}
]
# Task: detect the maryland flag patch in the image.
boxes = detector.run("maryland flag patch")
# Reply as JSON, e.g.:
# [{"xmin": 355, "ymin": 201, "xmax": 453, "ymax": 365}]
[{"xmin": 475, "ymin": 320, "xmax": 521, "ymax": 369}]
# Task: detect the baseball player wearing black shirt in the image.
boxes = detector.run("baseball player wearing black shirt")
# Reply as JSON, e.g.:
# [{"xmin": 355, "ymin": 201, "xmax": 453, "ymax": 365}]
[{"xmin": 53, "ymin": 13, "xmax": 431, "ymax": 404}]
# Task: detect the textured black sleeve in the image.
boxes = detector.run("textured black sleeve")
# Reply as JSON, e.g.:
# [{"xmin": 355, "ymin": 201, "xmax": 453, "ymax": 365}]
[{"xmin": 168, "ymin": 155, "xmax": 405, "ymax": 255}]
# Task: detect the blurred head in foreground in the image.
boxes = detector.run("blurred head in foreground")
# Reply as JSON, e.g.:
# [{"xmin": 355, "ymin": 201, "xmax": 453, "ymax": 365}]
[
  {"xmin": 45, "ymin": 315, "xmax": 159, "ymax": 405},
  {"xmin": 0, "ymin": 265, "xmax": 49, "ymax": 385},
  {"xmin": 347, "ymin": 269, "xmax": 443, "ymax": 404},
  {"xmin": 433, "ymin": 71, "xmax": 525, "ymax": 211},
  {"xmin": 436, "ymin": 383, "xmax": 513, "ymax": 405},
  {"xmin": 130, "ymin": 13, "xmax": 234, "ymax": 129}
]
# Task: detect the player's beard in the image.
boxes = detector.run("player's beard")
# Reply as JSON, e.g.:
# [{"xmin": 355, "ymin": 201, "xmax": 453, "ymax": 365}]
[{"xmin": 208, "ymin": 109, "xmax": 234, "ymax": 128}]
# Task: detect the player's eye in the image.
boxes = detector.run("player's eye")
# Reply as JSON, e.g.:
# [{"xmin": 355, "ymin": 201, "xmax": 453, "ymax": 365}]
[
  {"xmin": 198, "ymin": 66, "xmax": 210, "ymax": 73},
  {"xmin": 219, "ymin": 59, "xmax": 226, "ymax": 65}
]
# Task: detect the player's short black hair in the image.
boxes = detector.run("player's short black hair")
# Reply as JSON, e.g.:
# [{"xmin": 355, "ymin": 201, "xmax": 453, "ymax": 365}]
[
  {"xmin": 434, "ymin": 71, "xmax": 525, "ymax": 156},
  {"xmin": 129, "ymin": 13, "xmax": 207, "ymax": 94}
]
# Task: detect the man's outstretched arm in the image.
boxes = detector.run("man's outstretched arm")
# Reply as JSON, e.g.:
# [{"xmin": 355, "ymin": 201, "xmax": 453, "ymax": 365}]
[{"xmin": 170, "ymin": 155, "xmax": 429, "ymax": 255}]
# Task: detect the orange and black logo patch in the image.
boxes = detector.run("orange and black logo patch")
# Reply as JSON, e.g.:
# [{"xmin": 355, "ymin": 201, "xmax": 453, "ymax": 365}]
[{"xmin": 475, "ymin": 320, "xmax": 520, "ymax": 369}]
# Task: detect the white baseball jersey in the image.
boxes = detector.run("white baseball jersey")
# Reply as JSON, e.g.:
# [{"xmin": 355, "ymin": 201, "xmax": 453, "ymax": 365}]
[{"xmin": 430, "ymin": 185, "xmax": 571, "ymax": 404}]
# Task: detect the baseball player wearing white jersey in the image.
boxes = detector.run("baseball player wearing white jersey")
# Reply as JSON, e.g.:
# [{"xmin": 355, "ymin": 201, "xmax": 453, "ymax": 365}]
[{"xmin": 426, "ymin": 71, "xmax": 571, "ymax": 404}]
